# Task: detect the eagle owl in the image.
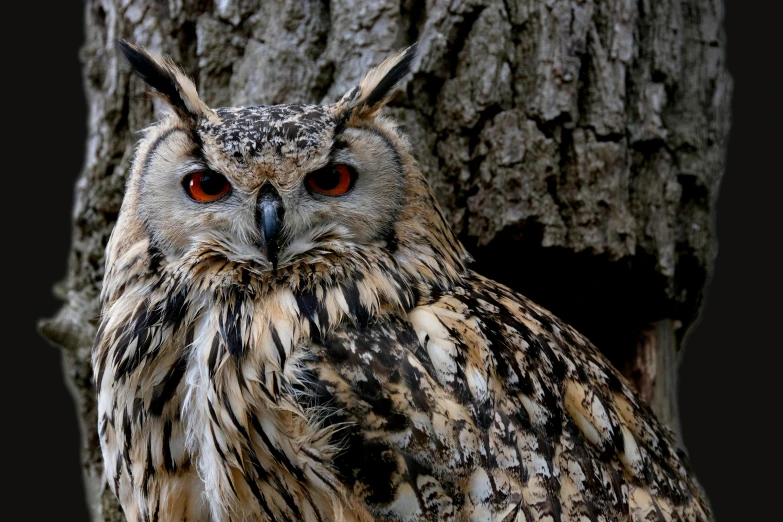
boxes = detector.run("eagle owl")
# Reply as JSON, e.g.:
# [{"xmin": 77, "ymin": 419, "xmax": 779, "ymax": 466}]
[{"xmin": 93, "ymin": 41, "xmax": 711, "ymax": 522}]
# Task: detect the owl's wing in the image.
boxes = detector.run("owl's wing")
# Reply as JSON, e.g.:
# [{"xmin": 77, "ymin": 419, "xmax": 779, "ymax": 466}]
[{"xmin": 303, "ymin": 271, "xmax": 711, "ymax": 521}]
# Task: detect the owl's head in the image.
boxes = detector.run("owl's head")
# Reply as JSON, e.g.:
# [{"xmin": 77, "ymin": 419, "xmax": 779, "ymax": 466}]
[{"xmin": 112, "ymin": 41, "xmax": 467, "ymax": 291}]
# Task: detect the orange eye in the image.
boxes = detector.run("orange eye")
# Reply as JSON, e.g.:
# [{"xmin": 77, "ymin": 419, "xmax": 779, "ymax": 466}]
[
  {"xmin": 183, "ymin": 172, "xmax": 231, "ymax": 202},
  {"xmin": 306, "ymin": 164, "xmax": 356, "ymax": 196}
]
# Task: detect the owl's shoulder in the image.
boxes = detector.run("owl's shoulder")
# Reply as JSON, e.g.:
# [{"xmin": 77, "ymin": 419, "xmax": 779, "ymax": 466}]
[{"xmin": 303, "ymin": 271, "xmax": 710, "ymax": 520}]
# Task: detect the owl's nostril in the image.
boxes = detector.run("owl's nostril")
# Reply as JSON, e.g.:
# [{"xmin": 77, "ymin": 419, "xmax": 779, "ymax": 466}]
[{"xmin": 256, "ymin": 184, "xmax": 284, "ymax": 270}]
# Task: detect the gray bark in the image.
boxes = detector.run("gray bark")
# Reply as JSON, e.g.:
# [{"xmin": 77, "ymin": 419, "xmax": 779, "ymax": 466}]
[{"xmin": 39, "ymin": 0, "xmax": 731, "ymax": 519}]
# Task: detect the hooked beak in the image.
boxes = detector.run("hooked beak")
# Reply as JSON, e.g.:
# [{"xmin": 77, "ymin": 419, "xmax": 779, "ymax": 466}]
[{"xmin": 256, "ymin": 184, "xmax": 284, "ymax": 270}]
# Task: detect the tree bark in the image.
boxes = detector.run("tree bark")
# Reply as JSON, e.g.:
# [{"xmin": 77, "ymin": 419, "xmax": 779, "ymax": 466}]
[{"xmin": 39, "ymin": 0, "xmax": 731, "ymax": 519}]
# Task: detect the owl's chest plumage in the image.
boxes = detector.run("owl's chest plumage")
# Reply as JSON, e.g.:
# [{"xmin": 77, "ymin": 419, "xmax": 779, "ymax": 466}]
[
  {"xmin": 95, "ymin": 255, "xmax": 708, "ymax": 522},
  {"xmin": 95, "ymin": 248, "xmax": 415, "ymax": 521},
  {"xmin": 145, "ymin": 276, "xmax": 513, "ymax": 522}
]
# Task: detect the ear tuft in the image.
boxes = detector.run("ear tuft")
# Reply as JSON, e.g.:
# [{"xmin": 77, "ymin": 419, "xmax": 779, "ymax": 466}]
[
  {"xmin": 336, "ymin": 43, "xmax": 418, "ymax": 122},
  {"xmin": 117, "ymin": 39, "xmax": 215, "ymax": 123}
]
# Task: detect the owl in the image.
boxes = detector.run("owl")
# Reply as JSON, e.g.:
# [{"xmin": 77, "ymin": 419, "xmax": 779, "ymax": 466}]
[{"xmin": 92, "ymin": 40, "xmax": 711, "ymax": 522}]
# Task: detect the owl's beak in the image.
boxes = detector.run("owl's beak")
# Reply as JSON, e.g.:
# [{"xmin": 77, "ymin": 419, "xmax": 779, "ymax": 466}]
[{"xmin": 256, "ymin": 184, "xmax": 284, "ymax": 270}]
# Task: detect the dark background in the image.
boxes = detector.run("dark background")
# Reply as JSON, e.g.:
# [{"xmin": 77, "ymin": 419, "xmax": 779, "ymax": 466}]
[{"xmin": 7, "ymin": 1, "xmax": 779, "ymax": 520}]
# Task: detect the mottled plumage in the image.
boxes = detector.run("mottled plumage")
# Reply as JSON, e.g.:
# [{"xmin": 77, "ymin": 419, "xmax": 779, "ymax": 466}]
[{"xmin": 93, "ymin": 41, "xmax": 711, "ymax": 522}]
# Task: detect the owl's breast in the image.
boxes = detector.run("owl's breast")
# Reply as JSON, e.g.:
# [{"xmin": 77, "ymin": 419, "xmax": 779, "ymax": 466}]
[{"xmin": 179, "ymin": 283, "xmax": 371, "ymax": 521}]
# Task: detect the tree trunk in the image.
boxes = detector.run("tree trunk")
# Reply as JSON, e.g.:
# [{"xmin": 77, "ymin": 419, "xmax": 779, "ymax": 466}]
[{"xmin": 39, "ymin": 0, "xmax": 731, "ymax": 519}]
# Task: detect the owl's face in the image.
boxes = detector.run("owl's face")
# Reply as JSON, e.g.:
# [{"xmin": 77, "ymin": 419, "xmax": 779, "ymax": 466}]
[
  {"xmin": 115, "ymin": 42, "xmax": 441, "ymax": 279},
  {"xmin": 137, "ymin": 104, "xmax": 408, "ymax": 270}
]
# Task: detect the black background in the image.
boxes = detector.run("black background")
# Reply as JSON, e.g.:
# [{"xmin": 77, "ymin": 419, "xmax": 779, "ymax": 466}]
[{"xmin": 6, "ymin": 1, "xmax": 779, "ymax": 520}]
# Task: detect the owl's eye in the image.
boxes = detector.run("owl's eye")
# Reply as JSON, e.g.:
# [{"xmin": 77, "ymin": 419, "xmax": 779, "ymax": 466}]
[
  {"xmin": 183, "ymin": 172, "xmax": 231, "ymax": 202},
  {"xmin": 306, "ymin": 164, "xmax": 356, "ymax": 196}
]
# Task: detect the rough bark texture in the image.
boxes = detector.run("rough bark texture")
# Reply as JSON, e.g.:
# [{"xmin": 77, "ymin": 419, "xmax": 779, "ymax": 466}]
[{"xmin": 39, "ymin": 0, "xmax": 730, "ymax": 519}]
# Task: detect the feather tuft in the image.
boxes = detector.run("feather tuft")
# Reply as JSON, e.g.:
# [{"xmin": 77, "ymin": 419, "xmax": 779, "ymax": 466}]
[
  {"xmin": 117, "ymin": 39, "xmax": 218, "ymax": 123},
  {"xmin": 335, "ymin": 43, "xmax": 418, "ymax": 124}
]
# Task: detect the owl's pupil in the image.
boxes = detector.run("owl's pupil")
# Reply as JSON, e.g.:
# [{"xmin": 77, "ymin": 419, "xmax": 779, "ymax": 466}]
[
  {"xmin": 199, "ymin": 173, "xmax": 226, "ymax": 195},
  {"xmin": 315, "ymin": 169, "xmax": 340, "ymax": 190}
]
